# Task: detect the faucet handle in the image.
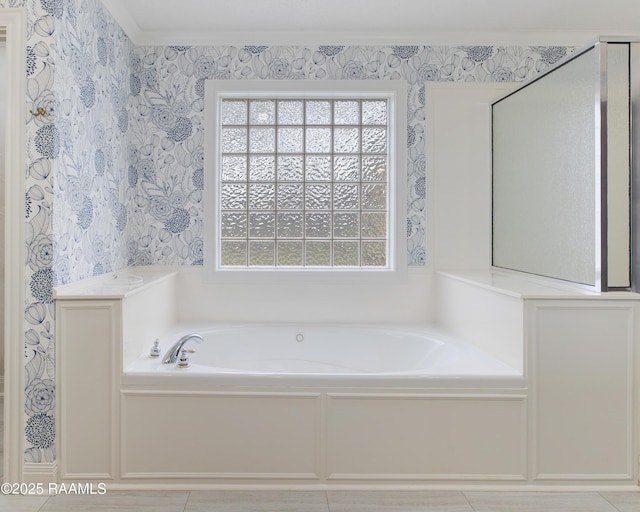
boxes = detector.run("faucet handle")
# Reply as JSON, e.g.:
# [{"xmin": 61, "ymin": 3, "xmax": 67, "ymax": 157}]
[
  {"xmin": 149, "ymin": 339, "xmax": 161, "ymax": 358},
  {"xmin": 177, "ymin": 349, "xmax": 190, "ymax": 368}
]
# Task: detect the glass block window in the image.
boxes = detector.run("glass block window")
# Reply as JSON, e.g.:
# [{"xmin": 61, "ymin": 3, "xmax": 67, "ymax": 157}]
[{"xmin": 216, "ymin": 97, "xmax": 390, "ymax": 268}]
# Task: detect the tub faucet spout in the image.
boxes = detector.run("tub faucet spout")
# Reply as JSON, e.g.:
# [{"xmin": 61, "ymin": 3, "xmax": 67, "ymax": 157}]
[{"xmin": 161, "ymin": 334, "xmax": 204, "ymax": 364}]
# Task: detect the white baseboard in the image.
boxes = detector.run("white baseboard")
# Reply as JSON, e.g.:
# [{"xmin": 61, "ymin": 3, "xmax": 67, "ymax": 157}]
[{"xmin": 23, "ymin": 462, "xmax": 58, "ymax": 485}]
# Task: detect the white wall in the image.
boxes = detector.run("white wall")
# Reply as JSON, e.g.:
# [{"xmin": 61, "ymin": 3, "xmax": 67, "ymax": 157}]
[
  {"xmin": 427, "ymin": 82, "xmax": 525, "ymax": 370},
  {"xmin": 426, "ymin": 82, "xmax": 515, "ymax": 271}
]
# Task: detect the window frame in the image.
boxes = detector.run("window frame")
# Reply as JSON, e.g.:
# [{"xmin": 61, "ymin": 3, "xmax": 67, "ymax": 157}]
[{"xmin": 204, "ymin": 80, "xmax": 407, "ymax": 283}]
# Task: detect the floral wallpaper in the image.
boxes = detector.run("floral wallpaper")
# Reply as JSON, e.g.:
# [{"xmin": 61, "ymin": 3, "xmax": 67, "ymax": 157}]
[
  {"xmin": 21, "ymin": 0, "xmax": 60, "ymax": 465},
  {"xmin": 1, "ymin": 0, "xmax": 575, "ymax": 466},
  {"xmin": 128, "ymin": 44, "xmax": 572, "ymax": 267},
  {"xmin": 50, "ymin": 0, "xmax": 131, "ymax": 285},
  {"xmin": 20, "ymin": 0, "xmax": 132, "ymax": 463}
]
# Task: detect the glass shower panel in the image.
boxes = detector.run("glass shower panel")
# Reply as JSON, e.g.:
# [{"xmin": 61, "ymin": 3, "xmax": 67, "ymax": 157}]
[{"xmin": 492, "ymin": 48, "xmax": 598, "ymax": 286}]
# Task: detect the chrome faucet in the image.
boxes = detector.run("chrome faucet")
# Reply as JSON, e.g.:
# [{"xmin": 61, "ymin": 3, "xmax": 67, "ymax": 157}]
[{"xmin": 161, "ymin": 333, "xmax": 204, "ymax": 364}]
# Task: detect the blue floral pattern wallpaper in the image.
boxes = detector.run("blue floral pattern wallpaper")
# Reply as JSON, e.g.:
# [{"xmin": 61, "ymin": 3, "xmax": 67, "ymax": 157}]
[
  {"xmin": 127, "ymin": 44, "xmax": 571, "ymax": 268},
  {"xmin": 19, "ymin": 0, "xmax": 133, "ymax": 463},
  {"xmin": 2, "ymin": 0, "xmax": 574, "ymax": 464}
]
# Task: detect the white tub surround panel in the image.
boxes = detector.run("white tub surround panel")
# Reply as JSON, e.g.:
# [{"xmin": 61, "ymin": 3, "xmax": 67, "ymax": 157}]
[
  {"xmin": 54, "ymin": 268, "xmax": 178, "ymax": 370},
  {"xmin": 175, "ymin": 266, "xmax": 435, "ymax": 325},
  {"xmin": 436, "ymin": 270, "xmax": 640, "ymax": 486},
  {"xmin": 54, "ymin": 266, "xmax": 640, "ymax": 487},
  {"xmin": 436, "ymin": 272, "xmax": 524, "ymax": 373},
  {"xmin": 530, "ymin": 301, "xmax": 637, "ymax": 481},
  {"xmin": 56, "ymin": 300, "xmax": 118, "ymax": 480},
  {"xmin": 121, "ymin": 391, "xmax": 322, "ymax": 479},
  {"xmin": 118, "ymin": 390, "xmax": 527, "ymax": 484},
  {"xmin": 326, "ymin": 394, "xmax": 527, "ymax": 481},
  {"xmin": 54, "ymin": 268, "xmax": 178, "ymax": 481}
]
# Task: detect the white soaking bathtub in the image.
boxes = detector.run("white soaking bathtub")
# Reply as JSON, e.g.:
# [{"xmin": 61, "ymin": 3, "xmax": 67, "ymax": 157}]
[{"xmin": 124, "ymin": 324, "xmax": 522, "ymax": 387}]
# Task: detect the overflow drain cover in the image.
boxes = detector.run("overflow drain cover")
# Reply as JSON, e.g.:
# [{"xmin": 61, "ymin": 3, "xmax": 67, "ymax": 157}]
[{"xmin": 295, "ymin": 333, "xmax": 304, "ymax": 342}]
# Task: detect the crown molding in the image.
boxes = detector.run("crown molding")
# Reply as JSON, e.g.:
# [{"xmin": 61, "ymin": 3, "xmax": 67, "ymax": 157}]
[
  {"xmin": 128, "ymin": 29, "xmax": 635, "ymax": 49},
  {"xmin": 100, "ymin": 0, "xmax": 639, "ymax": 49}
]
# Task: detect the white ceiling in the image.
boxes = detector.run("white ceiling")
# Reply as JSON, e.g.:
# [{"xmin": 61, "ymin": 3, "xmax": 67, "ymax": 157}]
[{"xmin": 101, "ymin": 0, "xmax": 640, "ymax": 46}]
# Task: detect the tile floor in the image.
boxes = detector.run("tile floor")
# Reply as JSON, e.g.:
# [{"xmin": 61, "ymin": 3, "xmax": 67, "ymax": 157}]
[
  {"xmin": 1, "ymin": 399, "xmax": 639, "ymax": 511},
  {"xmin": 0, "ymin": 490, "xmax": 639, "ymax": 512}
]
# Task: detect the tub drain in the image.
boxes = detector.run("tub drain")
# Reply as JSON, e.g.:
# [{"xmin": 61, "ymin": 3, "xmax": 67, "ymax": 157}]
[{"xmin": 295, "ymin": 333, "xmax": 304, "ymax": 342}]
